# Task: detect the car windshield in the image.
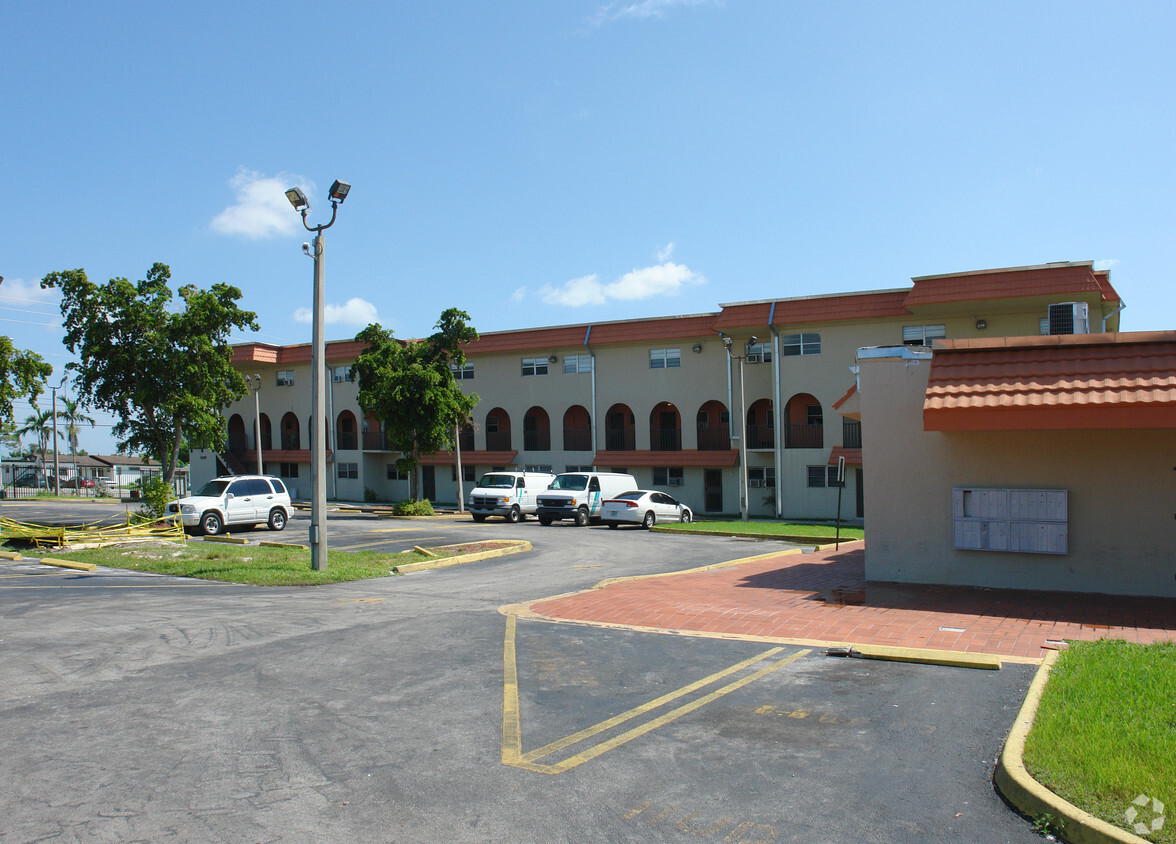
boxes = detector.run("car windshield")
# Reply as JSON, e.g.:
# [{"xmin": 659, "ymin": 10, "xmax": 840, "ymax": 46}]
[
  {"xmin": 615, "ymin": 491, "xmax": 645, "ymax": 500},
  {"xmin": 549, "ymin": 475, "xmax": 588, "ymax": 491},
  {"xmin": 196, "ymin": 480, "xmax": 231, "ymax": 497},
  {"xmin": 478, "ymin": 474, "xmax": 516, "ymax": 489}
]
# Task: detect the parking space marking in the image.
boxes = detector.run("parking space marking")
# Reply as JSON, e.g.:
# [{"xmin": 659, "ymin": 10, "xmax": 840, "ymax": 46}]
[
  {"xmin": 501, "ymin": 614, "xmax": 811, "ymax": 774},
  {"xmin": 332, "ymin": 534, "xmax": 446, "ymax": 551}
]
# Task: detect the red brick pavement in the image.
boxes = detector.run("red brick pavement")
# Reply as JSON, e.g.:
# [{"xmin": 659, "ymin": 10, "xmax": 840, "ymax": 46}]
[{"xmin": 525, "ymin": 541, "xmax": 1176, "ymax": 661}]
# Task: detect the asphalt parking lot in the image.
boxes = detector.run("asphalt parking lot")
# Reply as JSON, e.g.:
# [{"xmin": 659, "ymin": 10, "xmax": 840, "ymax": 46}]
[{"xmin": 0, "ymin": 503, "xmax": 1041, "ymax": 843}]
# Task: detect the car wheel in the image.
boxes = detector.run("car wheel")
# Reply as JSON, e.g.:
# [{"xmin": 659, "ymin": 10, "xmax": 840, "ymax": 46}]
[
  {"xmin": 200, "ymin": 511, "xmax": 223, "ymax": 536},
  {"xmin": 506, "ymin": 505, "xmax": 521, "ymax": 523},
  {"xmin": 642, "ymin": 510, "xmax": 656, "ymax": 529},
  {"xmin": 573, "ymin": 508, "xmax": 590, "ymax": 527},
  {"xmin": 472, "ymin": 513, "xmax": 487, "ymax": 523},
  {"xmin": 680, "ymin": 510, "xmax": 692, "ymax": 524},
  {"xmin": 606, "ymin": 520, "xmax": 619, "ymax": 529},
  {"xmin": 538, "ymin": 516, "xmax": 553, "ymax": 526},
  {"xmin": 268, "ymin": 509, "xmax": 287, "ymax": 532}
]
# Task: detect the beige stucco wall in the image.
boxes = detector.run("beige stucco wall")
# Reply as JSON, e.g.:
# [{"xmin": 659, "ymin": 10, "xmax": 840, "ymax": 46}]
[{"xmin": 860, "ymin": 349, "xmax": 1176, "ymax": 597}]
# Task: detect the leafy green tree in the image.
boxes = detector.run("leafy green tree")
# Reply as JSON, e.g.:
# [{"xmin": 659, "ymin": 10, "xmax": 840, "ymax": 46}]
[
  {"xmin": 16, "ymin": 405, "xmax": 60, "ymax": 488},
  {"xmin": 353, "ymin": 308, "xmax": 479, "ymax": 501},
  {"xmin": 41, "ymin": 263, "xmax": 259, "ymax": 484},
  {"xmin": 60, "ymin": 396, "xmax": 95, "ymax": 476},
  {"xmin": 0, "ymin": 335, "xmax": 52, "ymax": 424}
]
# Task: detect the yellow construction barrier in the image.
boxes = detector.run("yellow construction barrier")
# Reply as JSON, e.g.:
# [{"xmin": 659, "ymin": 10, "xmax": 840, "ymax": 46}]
[{"xmin": 0, "ymin": 513, "xmax": 186, "ymax": 549}]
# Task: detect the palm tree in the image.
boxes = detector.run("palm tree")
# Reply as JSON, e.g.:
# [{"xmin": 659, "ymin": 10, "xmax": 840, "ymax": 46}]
[
  {"xmin": 61, "ymin": 397, "xmax": 95, "ymax": 477},
  {"xmin": 16, "ymin": 405, "xmax": 60, "ymax": 489}
]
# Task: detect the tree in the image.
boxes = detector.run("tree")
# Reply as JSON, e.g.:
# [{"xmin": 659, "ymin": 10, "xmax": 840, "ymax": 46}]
[
  {"xmin": 16, "ymin": 405, "xmax": 59, "ymax": 488},
  {"xmin": 0, "ymin": 335, "xmax": 52, "ymax": 424},
  {"xmin": 353, "ymin": 308, "xmax": 479, "ymax": 501},
  {"xmin": 41, "ymin": 263, "xmax": 259, "ymax": 484},
  {"xmin": 60, "ymin": 396, "xmax": 95, "ymax": 475}
]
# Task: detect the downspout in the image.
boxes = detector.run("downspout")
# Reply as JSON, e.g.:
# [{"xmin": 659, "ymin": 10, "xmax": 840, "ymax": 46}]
[
  {"xmin": 585, "ymin": 325, "xmax": 596, "ymax": 470},
  {"xmin": 768, "ymin": 302, "xmax": 783, "ymax": 519},
  {"xmin": 1101, "ymin": 300, "xmax": 1127, "ymax": 333}
]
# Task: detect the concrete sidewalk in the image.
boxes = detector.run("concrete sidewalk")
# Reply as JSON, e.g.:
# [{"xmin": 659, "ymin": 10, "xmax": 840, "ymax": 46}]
[{"xmin": 525, "ymin": 541, "xmax": 1176, "ymax": 661}]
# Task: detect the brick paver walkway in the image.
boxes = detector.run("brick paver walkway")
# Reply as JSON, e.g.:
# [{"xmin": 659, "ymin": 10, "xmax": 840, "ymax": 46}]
[{"xmin": 527, "ymin": 542, "xmax": 1176, "ymax": 661}]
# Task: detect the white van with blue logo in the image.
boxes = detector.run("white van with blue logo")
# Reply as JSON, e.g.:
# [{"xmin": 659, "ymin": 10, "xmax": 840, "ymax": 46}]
[
  {"xmin": 468, "ymin": 471, "xmax": 556, "ymax": 523},
  {"xmin": 536, "ymin": 472, "xmax": 638, "ymax": 527}
]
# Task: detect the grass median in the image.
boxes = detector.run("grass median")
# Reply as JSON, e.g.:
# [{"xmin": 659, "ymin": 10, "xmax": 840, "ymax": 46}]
[
  {"xmin": 47, "ymin": 540, "xmax": 510, "ymax": 586},
  {"xmin": 1023, "ymin": 639, "xmax": 1175, "ymax": 842},
  {"xmin": 659, "ymin": 520, "xmax": 864, "ymax": 540}
]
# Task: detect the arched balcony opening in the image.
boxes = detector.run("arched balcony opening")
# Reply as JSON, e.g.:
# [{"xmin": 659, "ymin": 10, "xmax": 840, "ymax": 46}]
[
  {"xmin": 746, "ymin": 399, "xmax": 775, "ymax": 449},
  {"xmin": 563, "ymin": 405, "xmax": 592, "ymax": 452},
  {"xmin": 228, "ymin": 414, "xmax": 247, "ymax": 457},
  {"xmin": 695, "ymin": 400, "xmax": 730, "ymax": 450},
  {"xmin": 604, "ymin": 404, "xmax": 635, "ymax": 451},
  {"xmin": 281, "ymin": 413, "xmax": 300, "ymax": 451},
  {"xmin": 457, "ymin": 422, "xmax": 475, "ymax": 451},
  {"xmin": 523, "ymin": 407, "xmax": 551, "ymax": 451},
  {"xmin": 259, "ymin": 414, "xmax": 272, "ymax": 451},
  {"xmin": 649, "ymin": 402, "xmax": 682, "ymax": 451},
  {"xmin": 336, "ymin": 410, "xmax": 357, "ymax": 451},
  {"xmin": 362, "ymin": 413, "xmax": 386, "ymax": 450},
  {"xmin": 486, "ymin": 408, "xmax": 512, "ymax": 451},
  {"xmin": 784, "ymin": 393, "xmax": 823, "ymax": 448}
]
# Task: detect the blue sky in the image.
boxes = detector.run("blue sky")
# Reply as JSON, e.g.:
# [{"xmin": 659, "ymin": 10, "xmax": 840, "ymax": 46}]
[{"xmin": 4, "ymin": 1, "xmax": 1174, "ymax": 454}]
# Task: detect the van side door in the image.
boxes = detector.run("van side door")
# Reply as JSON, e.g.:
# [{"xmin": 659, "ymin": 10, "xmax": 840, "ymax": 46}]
[{"xmin": 588, "ymin": 476, "xmax": 602, "ymax": 514}]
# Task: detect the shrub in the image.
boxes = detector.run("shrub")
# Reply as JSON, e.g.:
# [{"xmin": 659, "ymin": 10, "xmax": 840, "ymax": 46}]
[
  {"xmin": 364, "ymin": 487, "xmax": 380, "ymax": 504},
  {"xmin": 393, "ymin": 499, "xmax": 434, "ymax": 516},
  {"xmin": 138, "ymin": 478, "xmax": 175, "ymax": 519}
]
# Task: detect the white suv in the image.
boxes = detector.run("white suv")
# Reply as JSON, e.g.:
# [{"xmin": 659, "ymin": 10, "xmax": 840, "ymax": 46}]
[{"xmin": 166, "ymin": 475, "xmax": 292, "ymax": 536}]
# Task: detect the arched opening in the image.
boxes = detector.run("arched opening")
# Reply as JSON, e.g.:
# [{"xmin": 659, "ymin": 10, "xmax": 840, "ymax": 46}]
[
  {"xmin": 747, "ymin": 399, "xmax": 774, "ymax": 449},
  {"xmin": 784, "ymin": 394, "xmax": 823, "ymax": 448},
  {"xmin": 649, "ymin": 402, "xmax": 681, "ymax": 451},
  {"xmin": 563, "ymin": 405, "xmax": 592, "ymax": 451},
  {"xmin": 281, "ymin": 413, "xmax": 300, "ymax": 450},
  {"xmin": 695, "ymin": 400, "xmax": 730, "ymax": 450},
  {"xmin": 604, "ymin": 404, "xmax": 635, "ymax": 451},
  {"xmin": 523, "ymin": 406, "xmax": 551, "ymax": 451},
  {"xmin": 228, "ymin": 415, "xmax": 247, "ymax": 457},
  {"xmin": 486, "ymin": 408, "xmax": 511, "ymax": 451},
  {"xmin": 259, "ymin": 414, "xmax": 272, "ymax": 451},
  {"xmin": 336, "ymin": 410, "xmax": 357, "ymax": 451}
]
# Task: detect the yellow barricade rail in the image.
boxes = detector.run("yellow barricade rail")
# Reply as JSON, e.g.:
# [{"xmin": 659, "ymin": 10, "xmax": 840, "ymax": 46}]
[{"xmin": 0, "ymin": 513, "xmax": 186, "ymax": 548}]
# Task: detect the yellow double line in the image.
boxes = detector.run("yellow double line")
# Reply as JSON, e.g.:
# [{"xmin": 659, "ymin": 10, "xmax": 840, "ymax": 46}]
[{"xmin": 501, "ymin": 615, "xmax": 810, "ymax": 774}]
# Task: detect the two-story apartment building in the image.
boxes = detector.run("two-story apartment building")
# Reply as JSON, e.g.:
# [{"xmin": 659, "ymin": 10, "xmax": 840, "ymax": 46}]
[{"xmin": 197, "ymin": 262, "xmax": 1122, "ymax": 520}]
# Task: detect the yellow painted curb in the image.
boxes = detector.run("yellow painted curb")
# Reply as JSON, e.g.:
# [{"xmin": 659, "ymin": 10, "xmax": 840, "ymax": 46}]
[
  {"xmin": 412, "ymin": 545, "xmax": 439, "ymax": 557},
  {"xmin": 258, "ymin": 541, "xmax": 309, "ymax": 549},
  {"xmin": 38, "ymin": 557, "xmax": 98, "ymax": 572},
  {"xmin": 994, "ymin": 651, "xmax": 1149, "ymax": 844},
  {"xmin": 0, "ymin": 550, "xmax": 22, "ymax": 560},
  {"xmin": 851, "ymin": 644, "xmax": 1001, "ymax": 670},
  {"xmin": 393, "ymin": 540, "xmax": 531, "ymax": 574},
  {"xmin": 203, "ymin": 535, "xmax": 249, "ymax": 545}
]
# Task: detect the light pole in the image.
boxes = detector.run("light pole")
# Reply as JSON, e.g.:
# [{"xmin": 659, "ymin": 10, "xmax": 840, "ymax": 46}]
[
  {"xmin": 285, "ymin": 179, "xmax": 351, "ymax": 572},
  {"xmin": 247, "ymin": 374, "xmax": 263, "ymax": 475},
  {"xmin": 51, "ymin": 376, "xmax": 67, "ymax": 496},
  {"xmin": 723, "ymin": 335, "xmax": 757, "ymax": 522}
]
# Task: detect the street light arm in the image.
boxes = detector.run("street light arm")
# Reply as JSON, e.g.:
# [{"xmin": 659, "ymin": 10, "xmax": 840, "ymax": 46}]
[{"xmin": 299, "ymin": 201, "xmax": 340, "ymax": 234}]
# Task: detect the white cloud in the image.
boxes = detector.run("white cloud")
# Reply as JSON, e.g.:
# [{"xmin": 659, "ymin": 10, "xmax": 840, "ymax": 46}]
[
  {"xmin": 656, "ymin": 242, "xmax": 675, "ymax": 262},
  {"xmin": 1093, "ymin": 259, "xmax": 1119, "ymax": 271},
  {"xmin": 511, "ymin": 287, "xmax": 527, "ymax": 302},
  {"xmin": 210, "ymin": 168, "xmax": 310, "ymax": 240},
  {"xmin": 540, "ymin": 262, "xmax": 705, "ymax": 307},
  {"xmin": 0, "ymin": 276, "xmax": 57, "ymax": 305},
  {"xmin": 294, "ymin": 297, "xmax": 379, "ymax": 327},
  {"xmin": 587, "ymin": 0, "xmax": 718, "ymax": 26}
]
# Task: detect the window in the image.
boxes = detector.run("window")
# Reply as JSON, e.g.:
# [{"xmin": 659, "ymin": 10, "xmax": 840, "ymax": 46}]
[
  {"xmin": 827, "ymin": 465, "xmax": 845, "ymax": 488},
  {"xmin": 566, "ymin": 465, "xmax": 594, "ymax": 473},
  {"xmin": 276, "ymin": 370, "xmax": 295, "ymax": 386},
  {"xmin": 653, "ymin": 467, "xmax": 684, "ymax": 487},
  {"xmin": 807, "ymin": 466, "xmax": 826, "ymax": 488},
  {"xmin": 747, "ymin": 342, "xmax": 773, "ymax": 363},
  {"xmin": 1039, "ymin": 317, "xmax": 1050, "ymax": 335},
  {"xmin": 649, "ymin": 348, "xmax": 681, "ymax": 369},
  {"xmin": 780, "ymin": 334, "xmax": 821, "ymax": 356},
  {"xmin": 450, "ymin": 361, "xmax": 475, "ymax": 380},
  {"xmin": 268, "ymin": 478, "xmax": 287, "ymax": 495},
  {"xmin": 806, "ymin": 405, "xmax": 823, "ymax": 426},
  {"xmin": 563, "ymin": 354, "xmax": 593, "ymax": 374},
  {"xmin": 524, "ymin": 464, "xmax": 553, "ymax": 473},
  {"xmin": 451, "ymin": 465, "xmax": 476, "ymax": 482},
  {"xmin": 337, "ymin": 462, "xmax": 358, "ymax": 480},
  {"xmin": 521, "ymin": 357, "xmax": 548, "ymax": 376},
  {"xmin": 749, "ymin": 467, "xmax": 776, "ymax": 488},
  {"xmin": 387, "ymin": 464, "xmax": 409, "ymax": 480},
  {"xmin": 332, "ymin": 366, "xmax": 353, "ymax": 382},
  {"xmin": 278, "ymin": 462, "xmax": 299, "ymax": 478},
  {"xmin": 902, "ymin": 325, "xmax": 946, "ymax": 346}
]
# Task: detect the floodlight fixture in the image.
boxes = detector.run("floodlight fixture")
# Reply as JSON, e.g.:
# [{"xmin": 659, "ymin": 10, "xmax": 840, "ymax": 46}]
[
  {"xmin": 748, "ymin": 335, "xmax": 758, "ymax": 346},
  {"xmin": 722, "ymin": 336, "xmax": 732, "ymax": 349},
  {"xmin": 328, "ymin": 180, "xmax": 351, "ymax": 204},
  {"xmin": 285, "ymin": 187, "xmax": 310, "ymax": 212}
]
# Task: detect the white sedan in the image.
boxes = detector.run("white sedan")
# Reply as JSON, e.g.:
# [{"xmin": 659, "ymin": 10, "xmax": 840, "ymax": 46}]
[{"xmin": 600, "ymin": 490, "xmax": 693, "ymax": 529}]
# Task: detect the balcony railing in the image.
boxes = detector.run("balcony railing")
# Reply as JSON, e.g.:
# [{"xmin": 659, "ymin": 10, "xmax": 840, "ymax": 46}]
[
  {"xmin": 696, "ymin": 426, "xmax": 731, "ymax": 450},
  {"xmin": 281, "ymin": 435, "xmax": 301, "ymax": 451},
  {"xmin": 563, "ymin": 428, "xmax": 592, "ymax": 451},
  {"xmin": 362, "ymin": 431, "xmax": 389, "ymax": 450},
  {"xmin": 746, "ymin": 425, "xmax": 775, "ymax": 449},
  {"xmin": 784, "ymin": 423, "xmax": 823, "ymax": 449},
  {"xmin": 336, "ymin": 432, "xmax": 357, "ymax": 450},
  {"xmin": 228, "ymin": 432, "xmax": 248, "ymax": 456},
  {"xmin": 605, "ymin": 429, "xmax": 635, "ymax": 451},
  {"xmin": 486, "ymin": 431, "xmax": 512, "ymax": 451},
  {"xmin": 842, "ymin": 420, "xmax": 862, "ymax": 449},
  {"xmin": 649, "ymin": 427, "xmax": 681, "ymax": 451},
  {"xmin": 523, "ymin": 430, "xmax": 551, "ymax": 451},
  {"xmin": 458, "ymin": 430, "xmax": 475, "ymax": 451}
]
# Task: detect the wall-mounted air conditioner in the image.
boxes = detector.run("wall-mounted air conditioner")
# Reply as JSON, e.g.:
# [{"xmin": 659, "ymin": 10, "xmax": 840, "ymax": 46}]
[{"xmin": 1047, "ymin": 302, "xmax": 1090, "ymax": 335}]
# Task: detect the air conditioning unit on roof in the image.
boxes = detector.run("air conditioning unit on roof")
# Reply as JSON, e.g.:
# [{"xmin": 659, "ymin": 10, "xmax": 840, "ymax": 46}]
[{"xmin": 1047, "ymin": 302, "xmax": 1090, "ymax": 335}]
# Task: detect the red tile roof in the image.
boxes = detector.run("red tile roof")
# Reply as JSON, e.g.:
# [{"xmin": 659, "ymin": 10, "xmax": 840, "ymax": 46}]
[
  {"xmin": 418, "ymin": 450, "xmax": 518, "ymax": 466},
  {"xmin": 463, "ymin": 314, "xmax": 720, "ymax": 356},
  {"xmin": 907, "ymin": 262, "xmax": 1119, "ymax": 308},
  {"xmin": 923, "ymin": 331, "xmax": 1176, "ymax": 431},
  {"xmin": 590, "ymin": 449, "xmax": 739, "ymax": 467},
  {"xmin": 827, "ymin": 446, "xmax": 862, "ymax": 466}
]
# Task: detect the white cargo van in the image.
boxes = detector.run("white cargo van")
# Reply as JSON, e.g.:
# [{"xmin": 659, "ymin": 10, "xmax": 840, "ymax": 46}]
[
  {"xmin": 535, "ymin": 471, "xmax": 638, "ymax": 526},
  {"xmin": 468, "ymin": 471, "xmax": 556, "ymax": 522}
]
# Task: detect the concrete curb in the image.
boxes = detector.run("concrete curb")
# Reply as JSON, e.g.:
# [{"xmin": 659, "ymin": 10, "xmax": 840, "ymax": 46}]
[
  {"xmin": 258, "ymin": 541, "xmax": 309, "ymax": 549},
  {"xmin": 392, "ymin": 540, "xmax": 531, "ymax": 574},
  {"xmin": 203, "ymin": 535, "xmax": 249, "ymax": 545},
  {"xmin": 851, "ymin": 644, "xmax": 1001, "ymax": 670},
  {"xmin": 994, "ymin": 650, "xmax": 1149, "ymax": 844},
  {"xmin": 38, "ymin": 557, "xmax": 98, "ymax": 572},
  {"xmin": 0, "ymin": 550, "xmax": 23, "ymax": 561}
]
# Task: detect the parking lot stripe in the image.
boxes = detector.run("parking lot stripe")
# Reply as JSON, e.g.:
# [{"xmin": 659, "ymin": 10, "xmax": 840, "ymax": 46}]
[
  {"xmin": 335, "ymin": 535, "xmax": 446, "ymax": 551},
  {"xmin": 502, "ymin": 614, "xmax": 811, "ymax": 774}
]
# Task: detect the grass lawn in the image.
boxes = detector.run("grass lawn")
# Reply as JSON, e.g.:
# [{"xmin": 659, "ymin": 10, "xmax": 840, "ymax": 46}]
[
  {"xmin": 1023, "ymin": 639, "xmax": 1175, "ymax": 843},
  {"xmin": 661, "ymin": 520, "xmax": 865, "ymax": 540},
  {"xmin": 47, "ymin": 540, "xmax": 498, "ymax": 586}
]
